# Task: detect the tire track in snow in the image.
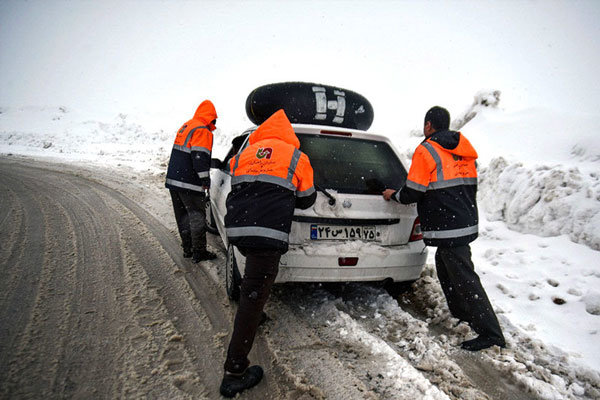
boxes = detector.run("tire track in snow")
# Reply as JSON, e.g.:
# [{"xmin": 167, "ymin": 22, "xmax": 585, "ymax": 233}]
[
  {"xmin": 0, "ymin": 158, "xmax": 296, "ymax": 399},
  {"xmin": 104, "ymin": 180, "xmax": 293, "ymax": 399},
  {"xmin": 0, "ymin": 171, "xmax": 46, "ymax": 387},
  {"xmin": 0, "ymin": 162, "xmax": 213, "ymax": 398}
]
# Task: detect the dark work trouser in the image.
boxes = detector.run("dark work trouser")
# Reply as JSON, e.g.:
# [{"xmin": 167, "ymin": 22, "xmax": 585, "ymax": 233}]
[
  {"xmin": 169, "ymin": 189, "xmax": 207, "ymax": 253},
  {"xmin": 224, "ymin": 249, "xmax": 281, "ymax": 373},
  {"xmin": 435, "ymin": 245, "xmax": 505, "ymax": 342}
]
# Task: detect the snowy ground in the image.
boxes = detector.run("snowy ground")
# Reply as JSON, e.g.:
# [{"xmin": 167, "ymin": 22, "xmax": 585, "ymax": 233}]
[{"xmin": 1, "ymin": 100, "xmax": 599, "ymax": 398}]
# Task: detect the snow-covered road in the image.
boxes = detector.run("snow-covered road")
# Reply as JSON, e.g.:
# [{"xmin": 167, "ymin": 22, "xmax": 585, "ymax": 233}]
[
  {"xmin": 0, "ymin": 159, "xmax": 285, "ymax": 399},
  {"xmin": 2, "ymin": 157, "xmax": 598, "ymax": 399}
]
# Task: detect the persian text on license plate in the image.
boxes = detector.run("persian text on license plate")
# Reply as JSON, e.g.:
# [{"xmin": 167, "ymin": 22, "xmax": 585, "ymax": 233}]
[{"xmin": 310, "ymin": 225, "xmax": 379, "ymax": 241}]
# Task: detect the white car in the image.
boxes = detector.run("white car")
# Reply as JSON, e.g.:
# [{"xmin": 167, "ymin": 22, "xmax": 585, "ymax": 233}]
[{"xmin": 207, "ymin": 124, "xmax": 427, "ymax": 299}]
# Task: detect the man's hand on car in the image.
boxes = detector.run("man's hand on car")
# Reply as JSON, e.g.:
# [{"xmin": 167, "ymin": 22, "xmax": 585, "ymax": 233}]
[{"xmin": 382, "ymin": 189, "xmax": 396, "ymax": 201}]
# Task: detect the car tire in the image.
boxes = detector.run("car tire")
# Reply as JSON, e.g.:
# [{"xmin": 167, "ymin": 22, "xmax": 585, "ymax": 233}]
[
  {"xmin": 205, "ymin": 197, "xmax": 218, "ymax": 235},
  {"xmin": 384, "ymin": 279, "xmax": 417, "ymax": 297},
  {"xmin": 245, "ymin": 82, "xmax": 374, "ymax": 131},
  {"xmin": 226, "ymin": 244, "xmax": 241, "ymax": 301}
]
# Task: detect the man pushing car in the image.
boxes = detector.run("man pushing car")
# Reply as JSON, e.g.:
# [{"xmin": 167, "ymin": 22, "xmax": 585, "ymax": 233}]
[
  {"xmin": 383, "ymin": 106, "xmax": 505, "ymax": 352},
  {"xmin": 220, "ymin": 109, "xmax": 316, "ymax": 397}
]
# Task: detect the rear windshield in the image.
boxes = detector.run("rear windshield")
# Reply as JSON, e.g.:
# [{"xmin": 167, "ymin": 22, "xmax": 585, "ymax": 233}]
[{"xmin": 298, "ymin": 134, "xmax": 407, "ymax": 194}]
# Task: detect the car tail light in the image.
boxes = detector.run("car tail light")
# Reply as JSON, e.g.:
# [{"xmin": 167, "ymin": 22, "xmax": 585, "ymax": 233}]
[
  {"xmin": 409, "ymin": 217, "xmax": 423, "ymax": 242},
  {"xmin": 320, "ymin": 130, "xmax": 352, "ymax": 137},
  {"xmin": 338, "ymin": 257, "xmax": 358, "ymax": 266}
]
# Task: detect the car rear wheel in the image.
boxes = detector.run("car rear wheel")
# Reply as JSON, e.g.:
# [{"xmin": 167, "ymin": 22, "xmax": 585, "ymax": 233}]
[
  {"xmin": 205, "ymin": 197, "xmax": 218, "ymax": 234},
  {"xmin": 384, "ymin": 279, "xmax": 417, "ymax": 297},
  {"xmin": 226, "ymin": 244, "xmax": 241, "ymax": 301}
]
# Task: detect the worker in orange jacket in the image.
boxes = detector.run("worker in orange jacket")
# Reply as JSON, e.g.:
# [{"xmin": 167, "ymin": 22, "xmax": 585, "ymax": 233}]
[
  {"xmin": 165, "ymin": 100, "xmax": 217, "ymax": 263},
  {"xmin": 383, "ymin": 106, "xmax": 505, "ymax": 351},
  {"xmin": 220, "ymin": 109, "xmax": 316, "ymax": 397}
]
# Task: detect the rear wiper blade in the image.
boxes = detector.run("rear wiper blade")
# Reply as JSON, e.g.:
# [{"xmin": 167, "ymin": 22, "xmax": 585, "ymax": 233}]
[{"xmin": 315, "ymin": 184, "xmax": 336, "ymax": 206}]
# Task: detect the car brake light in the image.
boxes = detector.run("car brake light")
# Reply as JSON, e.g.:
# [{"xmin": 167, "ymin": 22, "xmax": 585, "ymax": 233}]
[
  {"xmin": 320, "ymin": 130, "xmax": 352, "ymax": 137},
  {"xmin": 409, "ymin": 217, "xmax": 423, "ymax": 242},
  {"xmin": 338, "ymin": 257, "xmax": 358, "ymax": 266}
]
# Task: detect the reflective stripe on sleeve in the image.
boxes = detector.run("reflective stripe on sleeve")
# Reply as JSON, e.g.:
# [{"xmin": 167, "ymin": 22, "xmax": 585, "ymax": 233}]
[
  {"xmin": 428, "ymin": 177, "xmax": 477, "ymax": 190},
  {"xmin": 191, "ymin": 146, "xmax": 211, "ymax": 154},
  {"xmin": 226, "ymin": 226, "xmax": 289, "ymax": 242},
  {"xmin": 297, "ymin": 186, "xmax": 316, "ymax": 197},
  {"xmin": 197, "ymin": 171, "xmax": 209, "ymax": 178},
  {"xmin": 172, "ymin": 144, "xmax": 191, "ymax": 153},
  {"xmin": 406, "ymin": 179, "xmax": 427, "ymax": 192},
  {"xmin": 422, "ymin": 224, "xmax": 478, "ymax": 239}
]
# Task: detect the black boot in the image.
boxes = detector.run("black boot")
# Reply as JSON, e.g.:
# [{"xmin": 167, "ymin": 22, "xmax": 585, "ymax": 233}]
[
  {"xmin": 219, "ymin": 365, "xmax": 263, "ymax": 398},
  {"xmin": 182, "ymin": 243, "xmax": 193, "ymax": 258},
  {"xmin": 259, "ymin": 311, "xmax": 269, "ymax": 326},
  {"xmin": 461, "ymin": 335, "xmax": 506, "ymax": 351},
  {"xmin": 192, "ymin": 250, "xmax": 217, "ymax": 263}
]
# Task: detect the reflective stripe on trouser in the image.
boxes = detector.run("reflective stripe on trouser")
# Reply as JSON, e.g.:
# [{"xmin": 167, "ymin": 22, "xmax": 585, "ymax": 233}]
[
  {"xmin": 435, "ymin": 246, "xmax": 504, "ymax": 341},
  {"xmin": 166, "ymin": 178, "xmax": 205, "ymax": 193}
]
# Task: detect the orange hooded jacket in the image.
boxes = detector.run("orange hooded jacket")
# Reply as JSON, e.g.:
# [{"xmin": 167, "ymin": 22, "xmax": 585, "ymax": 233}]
[
  {"xmin": 165, "ymin": 100, "xmax": 217, "ymax": 192},
  {"xmin": 225, "ymin": 109, "xmax": 316, "ymax": 252},
  {"xmin": 396, "ymin": 129, "xmax": 479, "ymax": 247}
]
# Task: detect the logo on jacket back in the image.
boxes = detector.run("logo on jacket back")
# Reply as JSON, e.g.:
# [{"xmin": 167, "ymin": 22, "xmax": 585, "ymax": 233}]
[{"xmin": 256, "ymin": 148, "xmax": 273, "ymax": 159}]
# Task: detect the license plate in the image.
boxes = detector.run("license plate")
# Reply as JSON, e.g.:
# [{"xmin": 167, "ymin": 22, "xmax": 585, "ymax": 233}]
[{"xmin": 310, "ymin": 225, "xmax": 378, "ymax": 241}]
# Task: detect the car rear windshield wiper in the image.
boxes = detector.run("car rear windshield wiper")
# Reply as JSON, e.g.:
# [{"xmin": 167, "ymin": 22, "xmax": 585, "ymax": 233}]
[{"xmin": 315, "ymin": 184, "xmax": 336, "ymax": 206}]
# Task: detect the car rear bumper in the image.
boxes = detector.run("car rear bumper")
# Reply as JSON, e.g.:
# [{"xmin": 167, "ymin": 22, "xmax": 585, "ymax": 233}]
[{"xmin": 274, "ymin": 241, "xmax": 428, "ymax": 283}]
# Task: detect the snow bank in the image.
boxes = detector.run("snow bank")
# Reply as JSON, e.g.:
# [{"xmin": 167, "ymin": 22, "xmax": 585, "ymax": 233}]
[
  {"xmin": 470, "ymin": 105, "xmax": 600, "ymax": 250},
  {"xmin": 479, "ymin": 157, "xmax": 600, "ymax": 250},
  {"xmin": 467, "ymin": 107, "xmax": 600, "ymax": 249},
  {"xmin": 0, "ymin": 106, "xmax": 173, "ymax": 173}
]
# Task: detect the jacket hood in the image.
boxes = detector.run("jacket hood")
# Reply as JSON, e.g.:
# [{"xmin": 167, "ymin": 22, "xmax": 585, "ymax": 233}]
[
  {"xmin": 249, "ymin": 109, "xmax": 300, "ymax": 149},
  {"xmin": 193, "ymin": 100, "xmax": 218, "ymax": 126},
  {"xmin": 428, "ymin": 129, "xmax": 478, "ymax": 159}
]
